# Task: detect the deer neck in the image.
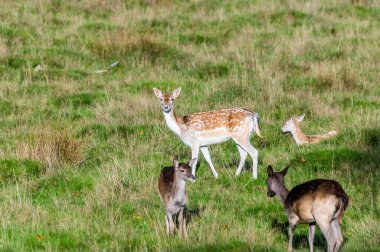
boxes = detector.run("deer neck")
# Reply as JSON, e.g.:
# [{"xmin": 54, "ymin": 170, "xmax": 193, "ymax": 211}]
[
  {"xmin": 276, "ymin": 183, "xmax": 289, "ymax": 205},
  {"xmin": 173, "ymin": 175, "xmax": 186, "ymax": 200},
  {"xmin": 164, "ymin": 108, "xmax": 182, "ymax": 137},
  {"xmin": 290, "ymin": 125, "xmax": 309, "ymax": 144}
]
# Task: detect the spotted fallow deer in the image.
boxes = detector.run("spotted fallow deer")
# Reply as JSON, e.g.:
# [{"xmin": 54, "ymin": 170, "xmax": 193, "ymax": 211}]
[
  {"xmin": 153, "ymin": 87, "xmax": 262, "ymax": 179},
  {"xmin": 158, "ymin": 157, "xmax": 196, "ymax": 237},
  {"xmin": 266, "ymin": 165, "xmax": 349, "ymax": 252},
  {"xmin": 281, "ymin": 114, "xmax": 337, "ymax": 145}
]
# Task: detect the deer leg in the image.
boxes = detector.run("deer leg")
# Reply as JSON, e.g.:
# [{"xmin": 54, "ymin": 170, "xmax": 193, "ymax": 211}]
[
  {"xmin": 200, "ymin": 147, "xmax": 219, "ymax": 178},
  {"xmin": 190, "ymin": 146, "xmax": 200, "ymax": 177},
  {"xmin": 317, "ymin": 220, "xmax": 335, "ymax": 252},
  {"xmin": 236, "ymin": 145, "xmax": 248, "ymax": 176},
  {"xmin": 235, "ymin": 140, "xmax": 258, "ymax": 179},
  {"xmin": 166, "ymin": 212, "xmax": 175, "ymax": 235},
  {"xmin": 308, "ymin": 223, "xmax": 316, "ymax": 252},
  {"xmin": 288, "ymin": 224, "xmax": 296, "ymax": 252},
  {"xmin": 165, "ymin": 214, "xmax": 170, "ymax": 235},
  {"xmin": 331, "ymin": 219, "xmax": 343, "ymax": 252},
  {"xmin": 178, "ymin": 207, "xmax": 187, "ymax": 238}
]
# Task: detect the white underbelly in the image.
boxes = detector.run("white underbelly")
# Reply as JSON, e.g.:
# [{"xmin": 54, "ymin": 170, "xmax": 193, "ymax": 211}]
[
  {"xmin": 199, "ymin": 134, "xmax": 230, "ymax": 146},
  {"xmin": 181, "ymin": 128, "xmax": 231, "ymax": 146}
]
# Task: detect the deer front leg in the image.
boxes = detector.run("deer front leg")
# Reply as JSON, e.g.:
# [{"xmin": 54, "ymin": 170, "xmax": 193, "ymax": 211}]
[
  {"xmin": 178, "ymin": 207, "xmax": 187, "ymax": 238},
  {"xmin": 165, "ymin": 214, "xmax": 170, "ymax": 235},
  {"xmin": 288, "ymin": 224, "xmax": 296, "ymax": 252},
  {"xmin": 166, "ymin": 211, "xmax": 175, "ymax": 235},
  {"xmin": 200, "ymin": 146, "xmax": 219, "ymax": 178},
  {"xmin": 190, "ymin": 146, "xmax": 200, "ymax": 177}
]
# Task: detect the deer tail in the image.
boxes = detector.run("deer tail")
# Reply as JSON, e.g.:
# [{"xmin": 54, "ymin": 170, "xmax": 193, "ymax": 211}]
[
  {"xmin": 338, "ymin": 193, "xmax": 349, "ymax": 224},
  {"xmin": 252, "ymin": 114, "xmax": 263, "ymax": 138}
]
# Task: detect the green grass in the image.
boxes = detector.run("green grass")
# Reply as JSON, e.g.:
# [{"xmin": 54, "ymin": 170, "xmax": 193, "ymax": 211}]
[{"xmin": 0, "ymin": 0, "xmax": 379, "ymax": 251}]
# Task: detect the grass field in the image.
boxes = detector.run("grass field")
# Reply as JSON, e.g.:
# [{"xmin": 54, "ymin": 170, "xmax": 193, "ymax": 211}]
[{"xmin": 0, "ymin": 0, "xmax": 379, "ymax": 251}]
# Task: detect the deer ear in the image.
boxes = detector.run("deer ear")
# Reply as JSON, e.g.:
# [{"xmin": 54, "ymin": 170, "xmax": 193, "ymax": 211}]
[
  {"xmin": 281, "ymin": 165, "xmax": 289, "ymax": 176},
  {"xmin": 172, "ymin": 87, "xmax": 181, "ymax": 98},
  {"xmin": 173, "ymin": 157, "xmax": 179, "ymax": 169},
  {"xmin": 153, "ymin": 88, "xmax": 162, "ymax": 98},
  {"xmin": 267, "ymin": 165, "xmax": 274, "ymax": 176},
  {"xmin": 297, "ymin": 114, "xmax": 305, "ymax": 122},
  {"xmin": 187, "ymin": 158, "xmax": 197, "ymax": 167}
]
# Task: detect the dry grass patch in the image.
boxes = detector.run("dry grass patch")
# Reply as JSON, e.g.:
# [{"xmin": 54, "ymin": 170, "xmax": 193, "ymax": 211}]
[
  {"xmin": 17, "ymin": 128, "xmax": 84, "ymax": 171},
  {"xmin": 0, "ymin": 39, "xmax": 9, "ymax": 60},
  {"xmin": 312, "ymin": 62, "xmax": 361, "ymax": 91},
  {"xmin": 80, "ymin": 0, "xmax": 125, "ymax": 11}
]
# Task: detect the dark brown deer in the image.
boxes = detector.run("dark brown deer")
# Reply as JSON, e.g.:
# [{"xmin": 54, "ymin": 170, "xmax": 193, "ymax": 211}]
[
  {"xmin": 158, "ymin": 157, "xmax": 196, "ymax": 237},
  {"xmin": 266, "ymin": 165, "xmax": 349, "ymax": 252}
]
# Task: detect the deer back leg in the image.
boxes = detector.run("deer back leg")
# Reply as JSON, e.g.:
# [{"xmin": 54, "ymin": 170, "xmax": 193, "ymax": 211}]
[
  {"xmin": 314, "ymin": 203, "xmax": 338, "ymax": 252},
  {"xmin": 308, "ymin": 223, "xmax": 316, "ymax": 252},
  {"xmin": 233, "ymin": 138, "xmax": 258, "ymax": 179},
  {"xmin": 316, "ymin": 218, "xmax": 336, "ymax": 252},
  {"xmin": 331, "ymin": 219, "xmax": 343, "ymax": 252},
  {"xmin": 235, "ymin": 145, "xmax": 248, "ymax": 176}
]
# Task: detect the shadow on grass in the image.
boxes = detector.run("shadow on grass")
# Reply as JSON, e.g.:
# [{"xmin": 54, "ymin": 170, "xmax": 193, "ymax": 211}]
[
  {"xmin": 170, "ymin": 206, "xmax": 204, "ymax": 232},
  {"xmin": 185, "ymin": 206, "xmax": 203, "ymax": 224},
  {"xmin": 272, "ymin": 219, "xmax": 329, "ymax": 251}
]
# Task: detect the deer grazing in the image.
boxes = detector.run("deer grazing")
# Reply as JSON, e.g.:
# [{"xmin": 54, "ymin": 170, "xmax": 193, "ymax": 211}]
[
  {"xmin": 153, "ymin": 87, "xmax": 262, "ymax": 179},
  {"xmin": 266, "ymin": 165, "xmax": 349, "ymax": 252},
  {"xmin": 281, "ymin": 114, "xmax": 337, "ymax": 145},
  {"xmin": 158, "ymin": 157, "xmax": 196, "ymax": 237}
]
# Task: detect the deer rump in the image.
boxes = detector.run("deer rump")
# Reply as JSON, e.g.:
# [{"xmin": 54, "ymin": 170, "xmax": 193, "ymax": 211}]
[{"xmin": 285, "ymin": 179, "xmax": 349, "ymax": 224}]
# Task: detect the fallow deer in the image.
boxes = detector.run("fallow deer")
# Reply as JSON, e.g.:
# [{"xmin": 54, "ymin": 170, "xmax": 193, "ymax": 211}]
[
  {"xmin": 158, "ymin": 157, "xmax": 196, "ymax": 237},
  {"xmin": 153, "ymin": 87, "xmax": 262, "ymax": 179},
  {"xmin": 281, "ymin": 114, "xmax": 337, "ymax": 145},
  {"xmin": 266, "ymin": 165, "xmax": 349, "ymax": 252}
]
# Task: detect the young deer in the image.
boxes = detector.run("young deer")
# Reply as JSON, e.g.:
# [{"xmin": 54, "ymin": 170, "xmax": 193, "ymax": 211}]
[
  {"xmin": 158, "ymin": 157, "xmax": 196, "ymax": 237},
  {"xmin": 266, "ymin": 165, "xmax": 349, "ymax": 252},
  {"xmin": 153, "ymin": 87, "xmax": 262, "ymax": 179},
  {"xmin": 281, "ymin": 114, "xmax": 337, "ymax": 145}
]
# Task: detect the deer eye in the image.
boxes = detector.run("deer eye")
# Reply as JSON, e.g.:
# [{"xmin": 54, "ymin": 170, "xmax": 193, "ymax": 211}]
[
  {"xmin": 160, "ymin": 99, "xmax": 163, "ymax": 101},
  {"xmin": 181, "ymin": 169, "xmax": 185, "ymax": 172},
  {"xmin": 171, "ymin": 99, "xmax": 174, "ymax": 101}
]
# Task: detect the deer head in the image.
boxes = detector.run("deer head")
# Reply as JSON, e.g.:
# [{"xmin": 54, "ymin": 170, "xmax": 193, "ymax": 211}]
[
  {"xmin": 173, "ymin": 157, "xmax": 196, "ymax": 182},
  {"xmin": 266, "ymin": 165, "xmax": 289, "ymax": 197},
  {"xmin": 281, "ymin": 114, "xmax": 305, "ymax": 133},
  {"xmin": 153, "ymin": 87, "xmax": 181, "ymax": 113}
]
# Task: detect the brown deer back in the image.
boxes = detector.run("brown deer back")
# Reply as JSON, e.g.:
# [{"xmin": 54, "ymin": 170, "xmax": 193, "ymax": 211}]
[
  {"xmin": 285, "ymin": 179, "xmax": 349, "ymax": 222},
  {"xmin": 158, "ymin": 166, "xmax": 175, "ymax": 207}
]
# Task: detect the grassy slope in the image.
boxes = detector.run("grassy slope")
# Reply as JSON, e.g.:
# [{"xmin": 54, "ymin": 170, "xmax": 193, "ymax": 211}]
[{"xmin": 0, "ymin": 0, "xmax": 379, "ymax": 251}]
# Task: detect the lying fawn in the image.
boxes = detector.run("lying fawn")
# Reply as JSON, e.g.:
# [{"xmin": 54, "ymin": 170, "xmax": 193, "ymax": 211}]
[
  {"xmin": 281, "ymin": 114, "xmax": 337, "ymax": 145},
  {"xmin": 153, "ymin": 87, "xmax": 262, "ymax": 179},
  {"xmin": 266, "ymin": 165, "xmax": 349, "ymax": 252},
  {"xmin": 158, "ymin": 157, "xmax": 196, "ymax": 237}
]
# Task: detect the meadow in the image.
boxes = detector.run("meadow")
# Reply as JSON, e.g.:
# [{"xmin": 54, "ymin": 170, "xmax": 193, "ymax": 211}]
[{"xmin": 0, "ymin": 0, "xmax": 379, "ymax": 251}]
